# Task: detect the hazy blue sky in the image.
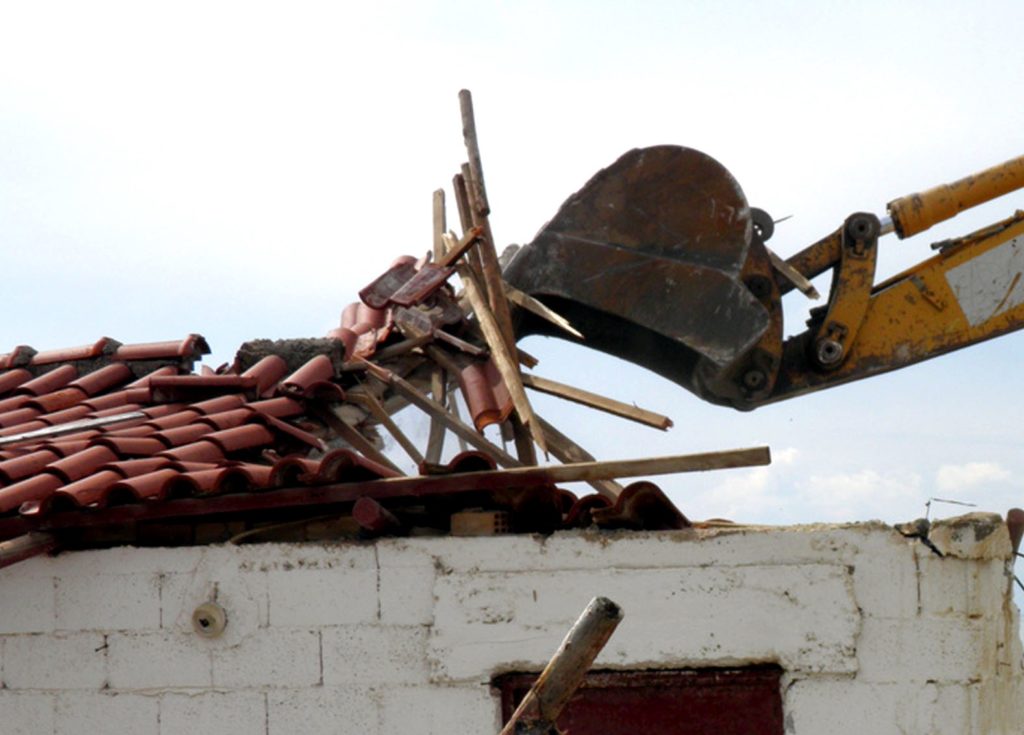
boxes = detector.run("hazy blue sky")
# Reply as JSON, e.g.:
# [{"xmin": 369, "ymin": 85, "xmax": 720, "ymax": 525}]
[{"xmin": 2, "ymin": 1, "xmax": 1024, "ymax": 526}]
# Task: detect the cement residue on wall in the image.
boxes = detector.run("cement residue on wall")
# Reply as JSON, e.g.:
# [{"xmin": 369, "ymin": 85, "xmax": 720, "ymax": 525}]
[{"xmin": 0, "ymin": 515, "xmax": 1021, "ymax": 734}]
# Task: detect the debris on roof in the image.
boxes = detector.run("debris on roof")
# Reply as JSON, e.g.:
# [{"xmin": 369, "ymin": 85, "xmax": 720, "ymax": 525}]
[{"xmin": 0, "ymin": 91, "xmax": 771, "ymax": 567}]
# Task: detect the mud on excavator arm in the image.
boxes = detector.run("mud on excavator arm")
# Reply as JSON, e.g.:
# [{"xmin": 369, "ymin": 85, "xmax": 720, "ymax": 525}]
[{"xmin": 504, "ymin": 147, "xmax": 1024, "ymax": 410}]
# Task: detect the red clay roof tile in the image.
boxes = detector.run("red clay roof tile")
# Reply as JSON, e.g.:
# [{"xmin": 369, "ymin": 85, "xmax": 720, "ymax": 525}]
[{"xmin": 30, "ymin": 338, "xmax": 119, "ymax": 366}]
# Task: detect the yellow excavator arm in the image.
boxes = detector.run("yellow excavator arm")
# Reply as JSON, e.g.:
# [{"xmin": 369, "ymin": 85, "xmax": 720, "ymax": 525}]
[{"xmin": 505, "ymin": 149, "xmax": 1024, "ymax": 410}]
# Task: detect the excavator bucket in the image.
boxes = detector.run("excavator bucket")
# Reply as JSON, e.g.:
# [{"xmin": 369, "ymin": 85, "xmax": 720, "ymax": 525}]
[{"xmin": 504, "ymin": 145, "xmax": 780, "ymax": 407}]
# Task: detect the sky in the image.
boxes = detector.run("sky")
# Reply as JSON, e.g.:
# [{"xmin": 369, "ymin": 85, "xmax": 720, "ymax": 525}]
[{"xmin": 2, "ymin": 1, "xmax": 1024, "ymax": 532}]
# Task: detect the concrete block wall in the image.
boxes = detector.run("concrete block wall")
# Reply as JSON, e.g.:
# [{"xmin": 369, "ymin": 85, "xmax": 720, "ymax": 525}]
[{"xmin": 0, "ymin": 516, "xmax": 1021, "ymax": 734}]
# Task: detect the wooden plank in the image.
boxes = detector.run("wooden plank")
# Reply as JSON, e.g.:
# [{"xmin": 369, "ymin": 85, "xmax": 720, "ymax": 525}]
[
  {"xmin": 769, "ymin": 247, "xmax": 820, "ymax": 299},
  {"xmin": 500, "ymin": 596, "xmax": 623, "ymax": 735},
  {"xmin": 432, "ymin": 188, "xmax": 446, "ymax": 262},
  {"xmin": 537, "ymin": 416, "xmax": 623, "ymax": 499},
  {"xmin": 436, "ymin": 226, "xmax": 483, "ymax": 268},
  {"xmin": 358, "ymin": 359, "xmax": 522, "ymax": 468},
  {"xmin": 33, "ymin": 447, "xmax": 771, "ymax": 535},
  {"xmin": 505, "ymin": 284, "xmax": 584, "ymax": 339},
  {"xmin": 310, "ymin": 405, "xmax": 405, "ymax": 475},
  {"xmin": 453, "ymin": 168, "xmax": 487, "ymax": 287},
  {"xmin": 458, "ymin": 89, "xmax": 490, "ymax": 217},
  {"xmin": 424, "ymin": 365, "xmax": 447, "ymax": 464},
  {"xmin": 523, "ymin": 374, "xmax": 673, "ymax": 431},
  {"xmin": 0, "ymin": 532, "xmax": 57, "ymax": 570},
  {"xmin": 443, "ymin": 233, "xmax": 547, "ymax": 455},
  {"xmin": 0, "ymin": 411, "xmax": 145, "ymax": 447},
  {"xmin": 354, "ymin": 389, "xmax": 424, "ymax": 467}
]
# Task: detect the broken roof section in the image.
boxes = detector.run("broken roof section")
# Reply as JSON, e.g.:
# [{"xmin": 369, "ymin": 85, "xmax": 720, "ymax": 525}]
[{"xmin": 0, "ymin": 91, "xmax": 771, "ymax": 566}]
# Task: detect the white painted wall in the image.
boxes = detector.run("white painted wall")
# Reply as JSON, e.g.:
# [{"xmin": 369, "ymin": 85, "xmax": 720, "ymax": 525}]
[{"xmin": 0, "ymin": 514, "xmax": 1020, "ymax": 734}]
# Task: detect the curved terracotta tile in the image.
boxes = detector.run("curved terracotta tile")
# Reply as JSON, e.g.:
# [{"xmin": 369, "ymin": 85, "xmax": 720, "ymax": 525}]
[
  {"xmin": 144, "ymin": 408, "xmax": 201, "ymax": 429},
  {"xmin": 71, "ymin": 363, "xmax": 133, "ymax": 396},
  {"xmin": 47, "ymin": 445, "xmax": 119, "ymax": 484},
  {"xmin": 39, "ymin": 404, "xmax": 92, "ymax": 427},
  {"xmin": 157, "ymin": 441, "xmax": 225, "ymax": 464},
  {"xmin": 102, "ymin": 425, "xmax": 157, "ymax": 438},
  {"xmin": 176, "ymin": 466, "xmax": 258, "ymax": 496},
  {"xmin": 90, "ymin": 404, "xmax": 144, "ymax": 421},
  {"xmin": 149, "ymin": 374, "xmax": 258, "ymax": 402},
  {"xmin": 280, "ymin": 355, "xmax": 335, "ymax": 397},
  {"xmin": 241, "ymin": 355, "xmax": 289, "ymax": 396},
  {"xmin": 189, "ymin": 394, "xmax": 247, "ymax": 415},
  {"xmin": 105, "ymin": 457, "xmax": 175, "ymax": 478},
  {"xmin": 44, "ymin": 438, "xmax": 94, "ymax": 457},
  {"xmin": 458, "ymin": 359, "xmax": 513, "ymax": 432},
  {"xmin": 126, "ymin": 365, "xmax": 178, "ymax": 389},
  {"xmin": 104, "ymin": 469, "xmax": 182, "ymax": 504},
  {"xmin": 113, "ymin": 334, "xmax": 210, "ymax": 361},
  {"xmin": 315, "ymin": 448, "xmax": 400, "ymax": 483},
  {"xmin": 0, "ymin": 449, "xmax": 60, "ymax": 484},
  {"xmin": 51, "ymin": 470, "xmax": 124, "ymax": 509},
  {"xmin": 29, "ymin": 338, "xmax": 118, "ymax": 366},
  {"xmin": 28, "ymin": 387, "xmax": 88, "ymax": 414},
  {"xmin": 0, "ymin": 347, "xmax": 36, "ymax": 370},
  {"xmin": 152, "ymin": 423, "xmax": 215, "ymax": 448},
  {"xmin": 0, "ymin": 407, "xmax": 43, "ymax": 429},
  {"xmin": 0, "ymin": 420, "xmax": 48, "ymax": 438},
  {"xmin": 0, "ymin": 473, "xmax": 63, "ymax": 514},
  {"xmin": 82, "ymin": 391, "xmax": 134, "ymax": 412},
  {"xmin": 248, "ymin": 397, "xmax": 303, "ymax": 418},
  {"xmin": 140, "ymin": 402, "xmax": 187, "ymax": 419},
  {"xmin": 303, "ymin": 381, "xmax": 346, "ymax": 403},
  {"xmin": 440, "ymin": 450, "xmax": 498, "ymax": 474},
  {"xmin": 0, "ymin": 395, "xmax": 32, "ymax": 414},
  {"xmin": 196, "ymin": 408, "xmax": 254, "ymax": 431},
  {"xmin": 15, "ymin": 365, "xmax": 78, "ymax": 396},
  {"xmin": 93, "ymin": 436, "xmax": 167, "ymax": 457},
  {"xmin": 0, "ymin": 369, "xmax": 33, "ymax": 395},
  {"xmin": 203, "ymin": 424, "xmax": 275, "ymax": 454},
  {"xmin": 269, "ymin": 456, "xmax": 319, "ymax": 487},
  {"xmin": 324, "ymin": 327, "xmax": 358, "ymax": 359}
]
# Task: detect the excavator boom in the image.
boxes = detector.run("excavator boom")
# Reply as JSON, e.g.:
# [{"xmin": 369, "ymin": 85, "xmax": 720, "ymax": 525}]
[{"xmin": 505, "ymin": 147, "xmax": 1024, "ymax": 410}]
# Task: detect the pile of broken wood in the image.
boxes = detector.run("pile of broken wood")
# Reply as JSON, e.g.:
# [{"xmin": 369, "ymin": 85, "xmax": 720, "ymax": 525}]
[{"xmin": 274, "ymin": 90, "xmax": 771, "ymax": 537}]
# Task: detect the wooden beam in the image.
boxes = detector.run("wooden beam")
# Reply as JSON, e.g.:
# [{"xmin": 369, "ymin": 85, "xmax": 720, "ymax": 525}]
[
  {"xmin": 500, "ymin": 596, "xmax": 623, "ymax": 735},
  {"xmin": 444, "ymin": 233, "xmax": 547, "ymax": 455},
  {"xmin": 310, "ymin": 405, "xmax": 405, "ymax": 475},
  {"xmin": 504, "ymin": 284, "xmax": 584, "ymax": 340},
  {"xmin": 0, "ymin": 532, "xmax": 57, "ymax": 570},
  {"xmin": 352, "ymin": 389, "xmax": 424, "ymax": 467},
  {"xmin": 436, "ymin": 226, "xmax": 483, "ymax": 268},
  {"xmin": 458, "ymin": 89, "xmax": 490, "ymax": 217},
  {"xmin": 432, "ymin": 188, "xmax": 446, "ymax": 262},
  {"xmin": 537, "ymin": 416, "xmax": 623, "ymax": 499},
  {"xmin": 424, "ymin": 365, "xmax": 447, "ymax": 465},
  {"xmin": 522, "ymin": 374, "xmax": 673, "ymax": 431},
  {"xmin": 358, "ymin": 359, "xmax": 522, "ymax": 468}
]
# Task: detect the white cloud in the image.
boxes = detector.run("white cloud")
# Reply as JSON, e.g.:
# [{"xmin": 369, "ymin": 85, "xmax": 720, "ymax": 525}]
[{"xmin": 936, "ymin": 462, "xmax": 1011, "ymax": 493}]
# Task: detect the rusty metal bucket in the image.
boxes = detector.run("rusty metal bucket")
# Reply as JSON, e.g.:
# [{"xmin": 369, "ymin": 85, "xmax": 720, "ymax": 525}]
[{"xmin": 505, "ymin": 145, "xmax": 779, "ymax": 408}]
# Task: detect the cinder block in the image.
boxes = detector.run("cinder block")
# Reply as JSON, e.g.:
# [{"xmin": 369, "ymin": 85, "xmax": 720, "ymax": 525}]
[
  {"xmin": 3, "ymin": 632, "xmax": 107, "ymax": 689},
  {"xmin": 378, "ymin": 685, "xmax": 500, "ymax": 735},
  {"xmin": 856, "ymin": 617, "xmax": 987, "ymax": 684},
  {"xmin": 323, "ymin": 625, "xmax": 429, "ymax": 685},
  {"xmin": 43, "ymin": 546, "xmax": 203, "ymax": 576},
  {"xmin": 211, "ymin": 628, "xmax": 321, "ymax": 688},
  {"xmin": 784, "ymin": 677, "xmax": 971, "ymax": 734},
  {"xmin": 430, "ymin": 564, "xmax": 859, "ymax": 682},
  {"xmin": 56, "ymin": 691, "xmax": 159, "ymax": 735},
  {"xmin": 159, "ymin": 691, "xmax": 266, "ymax": 734},
  {"xmin": 267, "ymin": 566, "xmax": 377, "ymax": 627},
  {"xmin": 0, "ymin": 691, "xmax": 55, "ymax": 735},
  {"xmin": 267, "ymin": 686, "xmax": 379, "ymax": 735},
  {"xmin": 160, "ymin": 568, "xmax": 268, "ymax": 645},
  {"xmin": 0, "ymin": 569, "xmax": 55, "ymax": 633},
  {"xmin": 378, "ymin": 540, "xmax": 436, "ymax": 625},
  {"xmin": 107, "ymin": 630, "xmax": 212, "ymax": 689},
  {"xmin": 55, "ymin": 572, "xmax": 161, "ymax": 632},
  {"xmin": 851, "ymin": 541, "xmax": 918, "ymax": 618},
  {"xmin": 427, "ymin": 524, "xmax": 902, "ymax": 574}
]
